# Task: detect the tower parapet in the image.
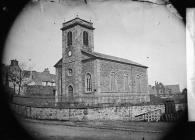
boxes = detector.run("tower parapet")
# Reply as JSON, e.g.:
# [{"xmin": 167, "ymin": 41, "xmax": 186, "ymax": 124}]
[{"xmin": 61, "ymin": 17, "xmax": 95, "ymax": 31}]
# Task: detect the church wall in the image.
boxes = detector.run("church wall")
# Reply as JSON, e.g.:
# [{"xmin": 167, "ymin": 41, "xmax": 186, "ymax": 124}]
[
  {"xmin": 61, "ymin": 25, "xmax": 94, "ymax": 98},
  {"xmin": 62, "ymin": 26, "xmax": 82, "ymax": 98},
  {"xmin": 131, "ymin": 65, "xmax": 148, "ymax": 93},
  {"xmin": 56, "ymin": 67, "xmax": 62, "ymax": 96},
  {"xmin": 62, "ymin": 26, "xmax": 94, "ymax": 62},
  {"xmin": 63, "ymin": 61, "xmax": 83, "ymax": 98},
  {"xmin": 99, "ymin": 59, "xmax": 148, "ymax": 94},
  {"xmin": 81, "ymin": 60, "xmax": 95, "ymax": 94},
  {"xmin": 62, "ymin": 27, "xmax": 78, "ymax": 63},
  {"xmin": 79, "ymin": 26, "xmax": 94, "ymax": 52}
]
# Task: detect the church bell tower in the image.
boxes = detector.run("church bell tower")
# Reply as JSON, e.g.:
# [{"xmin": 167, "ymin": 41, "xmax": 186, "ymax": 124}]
[{"xmin": 60, "ymin": 17, "xmax": 95, "ymax": 100}]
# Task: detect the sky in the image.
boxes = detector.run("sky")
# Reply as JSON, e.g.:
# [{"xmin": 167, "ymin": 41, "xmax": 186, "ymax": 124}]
[
  {"xmin": 186, "ymin": 8, "xmax": 195, "ymax": 121},
  {"xmin": 3, "ymin": 0, "xmax": 186, "ymax": 90}
]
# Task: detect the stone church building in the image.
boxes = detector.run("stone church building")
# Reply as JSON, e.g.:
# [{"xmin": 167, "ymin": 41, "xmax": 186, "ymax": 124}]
[{"xmin": 54, "ymin": 17, "xmax": 149, "ymax": 103}]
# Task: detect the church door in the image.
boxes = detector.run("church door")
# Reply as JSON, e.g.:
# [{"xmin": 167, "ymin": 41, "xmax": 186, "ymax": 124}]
[{"xmin": 68, "ymin": 85, "xmax": 73, "ymax": 101}]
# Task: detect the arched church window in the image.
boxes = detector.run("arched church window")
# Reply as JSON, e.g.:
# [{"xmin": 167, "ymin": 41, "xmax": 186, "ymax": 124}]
[
  {"xmin": 124, "ymin": 74, "xmax": 128, "ymax": 91},
  {"xmin": 110, "ymin": 72, "xmax": 115, "ymax": 91},
  {"xmin": 68, "ymin": 85, "xmax": 73, "ymax": 99},
  {"xmin": 86, "ymin": 73, "xmax": 92, "ymax": 92},
  {"xmin": 67, "ymin": 31, "xmax": 72, "ymax": 46},
  {"xmin": 83, "ymin": 31, "xmax": 88, "ymax": 46}
]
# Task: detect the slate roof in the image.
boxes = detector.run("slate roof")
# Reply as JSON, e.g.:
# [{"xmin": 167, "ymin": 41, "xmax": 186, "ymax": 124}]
[
  {"xmin": 81, "ymin": 50, "xmax": 148, "ymax": 68},
  {"xmin": 24, "ymin": 69, "xmax": 56, "ymax": 85},
  {"xmin": 23, "ymin": 70, "xmax": 31, "ymax": 78},
  {"xmin": 164, "ymin": 84, "xmax": 180, "ymax": 93},
  {"xmin": 54, "ymin": 50, "xmax": 148, "ymax": 68},
  {"xmin": 33, "ymin": 72, "xmax": 55, "ymax": 83},
  {"xmin": 54, "ymin": 58, "xmax": 62, "ymax": 67}
]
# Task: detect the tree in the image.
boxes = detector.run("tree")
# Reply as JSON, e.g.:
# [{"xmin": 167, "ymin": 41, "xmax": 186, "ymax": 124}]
[
  {"xmin": 182, "ymin": 88, "xmax": 187, "ymax": 94},
  {"xmin": 8, "ymin": 61, "xmax": 27, "ymax": 95}
]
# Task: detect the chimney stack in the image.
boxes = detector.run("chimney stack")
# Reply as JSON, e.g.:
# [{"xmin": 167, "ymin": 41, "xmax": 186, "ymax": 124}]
[{"xmin": 10, "ymin": 59, "xmax": 18, "ymax": 66}]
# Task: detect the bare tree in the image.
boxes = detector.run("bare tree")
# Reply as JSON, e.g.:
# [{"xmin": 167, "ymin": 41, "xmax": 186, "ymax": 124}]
[
  {"xmin": 18, "ymin": 62, "xmax": 27, "ymax": 95},
  {"xmin": 8, "ymin": 66, "xmax": 20, "ymax": 94},
  {"xmin": 8, "ymin": 61, "xmax": 27, "ymax": 95}
]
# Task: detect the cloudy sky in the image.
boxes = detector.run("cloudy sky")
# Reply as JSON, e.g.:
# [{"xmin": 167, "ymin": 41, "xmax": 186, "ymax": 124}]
[{"xmin": 3, "ymin": 0, "xmax": 186, "ymax": 89}]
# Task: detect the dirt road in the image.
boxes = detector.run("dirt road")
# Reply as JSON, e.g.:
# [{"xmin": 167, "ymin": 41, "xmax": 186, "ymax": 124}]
[{"xmin": 20, "ymin": 119, "xmax": 174, "ymax": 140}]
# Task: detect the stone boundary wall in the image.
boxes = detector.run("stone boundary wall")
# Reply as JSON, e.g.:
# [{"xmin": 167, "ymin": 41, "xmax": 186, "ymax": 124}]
[
  {"xmin": 11, "ymin": 95, "xmax": 186, "ymax": 121},
  {"xmin": 13, "ymin": 95, "xmax": 56, "ymax": 107},
  {"xmin": 75, "ymin": 94, "xmax": 150, "ymax": 105},
  {"xmin": 11, "ymin": 103, "xmax": 167, "ymax": 121},
  {"xmin": 24, "ymin": 85, "xmax": 56, "ymax": 96},
  {"xmin": 13, "ymin": 93, "xmax": 150, "ymax": 107}
]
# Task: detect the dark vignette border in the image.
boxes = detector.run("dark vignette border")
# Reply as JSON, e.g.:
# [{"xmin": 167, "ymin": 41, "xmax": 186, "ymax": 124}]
[{"xmin": 0, "ymin": 0, "xmax": 194, "ymax": 140}]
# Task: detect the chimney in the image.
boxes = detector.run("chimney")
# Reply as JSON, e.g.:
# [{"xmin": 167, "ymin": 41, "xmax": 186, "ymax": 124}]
[
  {"xmin": 10, "ymin": 59, "xmax": 18, "ymax": 66},
  {"xmin": 43, "ymin": 68, "xmax": 50, "ymax": 74}
]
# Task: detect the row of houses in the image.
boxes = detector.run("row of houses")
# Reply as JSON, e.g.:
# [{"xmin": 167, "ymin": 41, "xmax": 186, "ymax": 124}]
[
  {"xmin": 1, "ymin": 59, "xmax": 185, "ymax": 97},
  {"xmin": 1, "ymin": 59, "xmax": 56, "ymax": 95},
  {"xmin": 148, "ymin": 81, "xmax": 182, "ymax": 95}
]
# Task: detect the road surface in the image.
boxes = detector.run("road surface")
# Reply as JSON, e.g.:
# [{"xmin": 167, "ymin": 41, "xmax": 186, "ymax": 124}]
[{"xmin": 20, "ymin": 118, "xmax": 174, "ymax": 140}]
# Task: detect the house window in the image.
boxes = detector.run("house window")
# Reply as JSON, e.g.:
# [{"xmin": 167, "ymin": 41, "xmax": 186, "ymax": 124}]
[
  {"xmin": 67, "ymin": 31, "xmax": 72, "ymax": 46},
  {"xmin": 42, "ymin": 81, "xmax": 46, "ymax": 86},
  {"xmin": 68, "ymin": 69, "xmax": 72, "ymax": 76},
  {"xmin": 47, "ymin": 82, "xmax": 51, "ymax": 86},
  {"xmin": 124, "ymin": 74, "xmax": 128, "ymax": 91},
  {"xmin": 83, "ymin": 31, "xmax": 88, "ymax": 46},
  {"xmin": 86, "ymin": 73, "xmax": 92, "ymax": 92},
  {"xmin": 110, "ymin": 72, "xmax": 115, "ymax": 91}
]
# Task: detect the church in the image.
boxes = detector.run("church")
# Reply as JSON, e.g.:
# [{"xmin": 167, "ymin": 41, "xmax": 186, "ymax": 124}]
[{"xmin": 54, "ymin": 17, "xmax": 149, "ymax": 103}]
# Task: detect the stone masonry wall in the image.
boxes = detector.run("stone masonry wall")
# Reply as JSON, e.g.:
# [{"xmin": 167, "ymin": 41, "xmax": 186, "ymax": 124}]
[
  {"xmin": 99, "ymin": 59, "xmax": 148, "ymax": 93},
  {"xmin": 56, "ymin": 67, "xmax": 62, "ymax": 96},
  {"xmin": 11, "ymin": 103, "xmax": 169, "ymax": 121},
  {"xmin": 62, "ymin": 24, "xmax": 94, "ymax": 98},
  {"xmin": 24, "ymin": 85, "xmax": 56, "ymax": 96},
  {"xmin": 13, "ymin": 95, "xmax": 55, "ymax": 107},
  {"xmin": 75, "ymin": 94, "xmax": 150, "ymax": 105},
  {"xmin": 81, "ymin": 59, "xmax": 95, "ymax": 94}
]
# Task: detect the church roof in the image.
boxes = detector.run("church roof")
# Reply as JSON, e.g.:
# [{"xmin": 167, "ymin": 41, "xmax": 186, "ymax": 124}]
[
  {"xmin": 54, "ymin": 58, "xmax": 62, "ymax": 67},
  {"xmin": 81, "ymin": 50, "xmax": 148, "ymax": 68},
  {"xmin": 54, "ymin": 50, "xmax": 148, "ymax": 68}
]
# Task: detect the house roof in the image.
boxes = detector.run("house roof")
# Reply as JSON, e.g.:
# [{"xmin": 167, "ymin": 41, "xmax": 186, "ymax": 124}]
[
  {"xmin": 33, "ymin": 71, "xmax": 56, "ymax": 83},
  {"xmin": 164, "ymin": 84, "xmax": 180, "ymax": 93},
  {"xmin": 23, "ymin": 69, "xmax": 56, "ymax": 85},
  {"xmin": 23, "ymin": 70, "xmax": 31, "ymax": 78},
  {"xmin": 54, "ymin": 50, "xmax": 148, "ymax": 68}
]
